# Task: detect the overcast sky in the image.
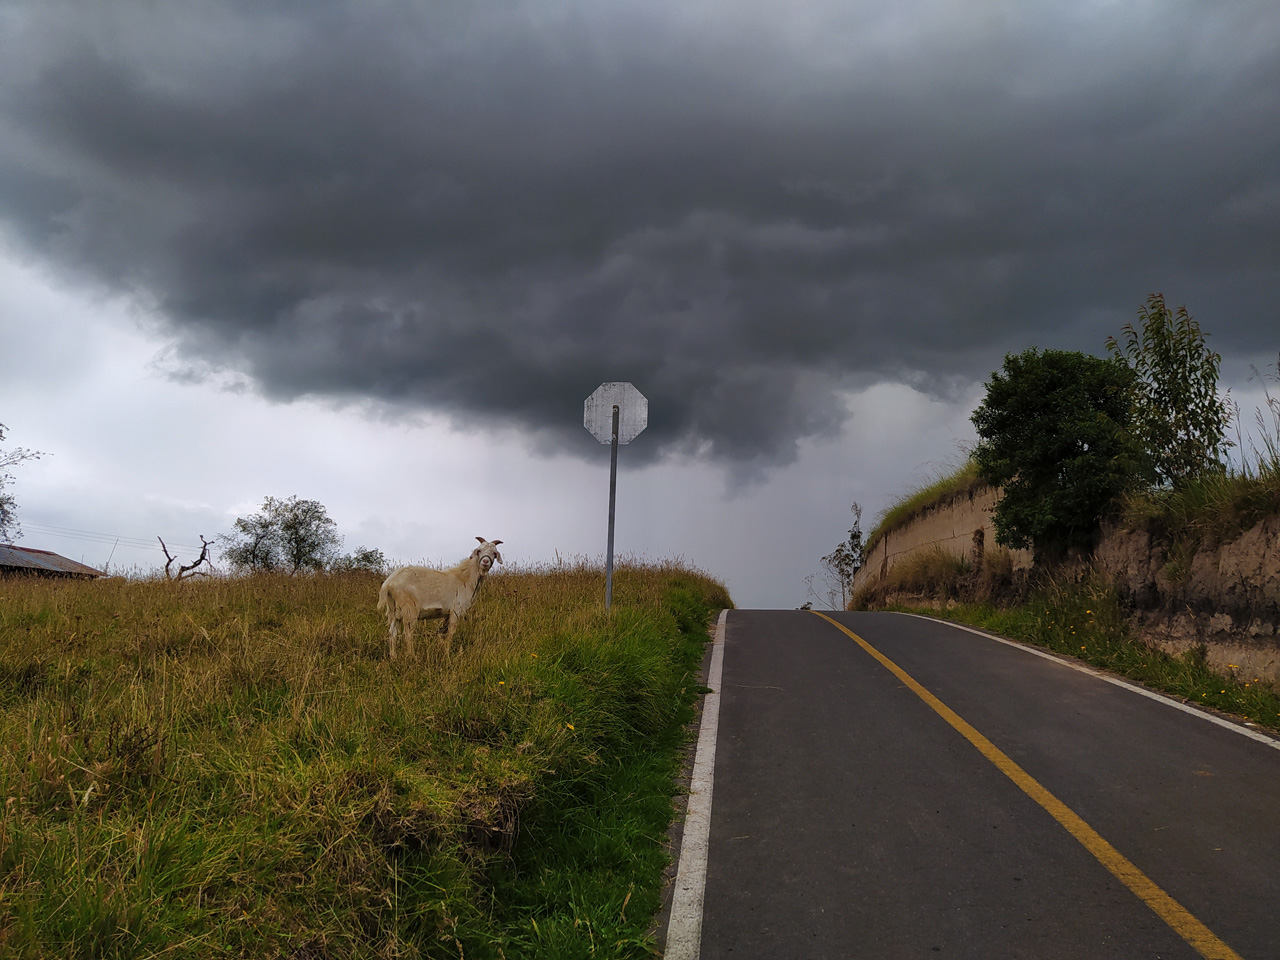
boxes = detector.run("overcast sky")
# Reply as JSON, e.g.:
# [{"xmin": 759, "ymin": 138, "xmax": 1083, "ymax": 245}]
[{"xmin": 2, "ymin": 0, "xmax": 1277, "ymax": 607}]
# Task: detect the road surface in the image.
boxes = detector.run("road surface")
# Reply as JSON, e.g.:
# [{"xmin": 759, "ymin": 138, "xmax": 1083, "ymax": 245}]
[{"xmin": 670, "ymin": 610, "xmax": 1280, "ymax": 960}]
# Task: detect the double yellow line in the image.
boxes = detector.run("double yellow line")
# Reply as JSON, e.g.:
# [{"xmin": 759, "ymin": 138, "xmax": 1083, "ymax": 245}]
[{"xmin": 811, "ymin": 611, "xmax": 1244, "ymax": 960}]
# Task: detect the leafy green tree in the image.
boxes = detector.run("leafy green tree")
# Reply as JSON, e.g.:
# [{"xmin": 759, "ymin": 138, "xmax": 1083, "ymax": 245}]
[
  {"xmin": 0, "ymin": 423, "xmax": 45, "ymax": 542},
  {"xmin": 331, "ymin": 545, "xmax": 388, "ymax": 574},
  {"xmin": 218, "ymin": 496, "xmax": 343, "ymax": 573},
  {"xmin": 1106, "ymin": 294, "xmax": 1232, "ymax": 485},
  {"xmin": 971, "ymin": 349, "xmax": 1140, "ymax": 559},
  {"xmin": 218, "ymin": 508, "xmax": 281, "ymax": 572},
  {"xmin": 274, "ymin": 496, "xmax": 342, "ymax": 572}
]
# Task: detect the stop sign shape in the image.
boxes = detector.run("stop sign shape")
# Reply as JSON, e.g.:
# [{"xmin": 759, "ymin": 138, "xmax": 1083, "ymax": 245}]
[
  {"xmin": 584, "ymin": 382, "xmax": 648, "ymax": 444},
  {"xmin": 583, "ymin": 382, "xmax": 648, "ymax": 609}
]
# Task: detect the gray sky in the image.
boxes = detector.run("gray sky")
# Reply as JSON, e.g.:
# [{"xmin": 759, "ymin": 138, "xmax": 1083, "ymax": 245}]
[{"xmin": 2, "ymin": 0, "xmax": 1278, "ymax": 606}]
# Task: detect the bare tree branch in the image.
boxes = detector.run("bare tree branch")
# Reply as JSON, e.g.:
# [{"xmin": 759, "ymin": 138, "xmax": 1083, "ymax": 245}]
[{"xmin": 159, "ymin": 535, "xmax": 214, "ymax": 581}]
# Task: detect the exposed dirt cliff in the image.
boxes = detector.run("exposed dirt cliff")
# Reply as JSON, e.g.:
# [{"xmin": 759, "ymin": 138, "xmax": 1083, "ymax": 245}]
[
  {"xmin": 1095, "ymin": 517, "xmax": 1280, "ymax": 682},
  {"xmin": 852, "ymin": 482, "xmax": 1280, "ymax": 684}
]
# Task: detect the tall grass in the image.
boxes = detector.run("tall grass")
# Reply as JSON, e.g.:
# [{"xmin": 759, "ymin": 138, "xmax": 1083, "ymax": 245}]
[
  {"xmin": 0, "ymin": 562, "xmax": 730, "ymax": 958},
  {"xmin": 863, "ymin": 458, "xmax": 982, "ymax": 557}
]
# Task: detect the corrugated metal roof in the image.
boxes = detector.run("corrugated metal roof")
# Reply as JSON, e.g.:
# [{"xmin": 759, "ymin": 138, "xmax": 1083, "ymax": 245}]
[{"xmin": 0, "ymin": 543, "xmax": 105, "ymax": 578}]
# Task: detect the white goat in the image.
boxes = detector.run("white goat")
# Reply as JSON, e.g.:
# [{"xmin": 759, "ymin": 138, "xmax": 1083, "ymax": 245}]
[{"xmin": 376, "ymin": 537, "xmax": 504, "ymax": 658}]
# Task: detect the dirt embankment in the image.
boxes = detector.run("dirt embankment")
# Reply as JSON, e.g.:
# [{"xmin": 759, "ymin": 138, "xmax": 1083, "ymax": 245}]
[
  {"xmin": 853, "ymin": 484, "xmax": 1032, "ymax": 598},
  {"xmin": 853, "ymin": 483, "xmax": 1280, "ymax": 684},
  {"xmin": 1095, "ymin": 517, "xmax": 1280, "ymax": 683}
]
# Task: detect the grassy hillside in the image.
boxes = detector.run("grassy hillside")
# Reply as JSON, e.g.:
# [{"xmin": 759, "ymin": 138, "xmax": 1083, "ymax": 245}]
[{"xmin": 0, "ymin": 562, "xmax": 730, "ymax": 959}]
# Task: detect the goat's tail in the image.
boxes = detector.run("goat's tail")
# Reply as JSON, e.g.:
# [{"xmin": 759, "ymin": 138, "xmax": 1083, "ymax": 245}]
[{"xmin": 377, "ymin": 580, "xmax": 394, "ymax": 620}]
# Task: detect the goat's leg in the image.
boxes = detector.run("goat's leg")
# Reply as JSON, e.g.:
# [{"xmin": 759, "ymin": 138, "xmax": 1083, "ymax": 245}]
[
  {"xmin": 442, "ymin": 614, "xmax": 455, "ymax": 657},
  {"xmin": 388, "ymin": 618, "xmax": 399, "ymax": 660}
]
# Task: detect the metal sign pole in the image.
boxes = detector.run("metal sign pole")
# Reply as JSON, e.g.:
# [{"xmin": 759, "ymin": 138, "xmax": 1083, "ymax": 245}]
[
  {"xmin": 605, "ymin": 404, "xmax": 619, "ymax": 610},
  {"xmin": 584, "ymin": 382, "xmax": 647, "ymax": 611}
]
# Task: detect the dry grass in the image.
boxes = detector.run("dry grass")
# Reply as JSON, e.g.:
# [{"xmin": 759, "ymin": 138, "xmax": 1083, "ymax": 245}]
[
  {"xmin": 0, "ymin": 561, "xmax": 730, "ymax": 959},
  {"xmin": 851, "ymin": 547, "xmax": 971, "ymax": 609}
]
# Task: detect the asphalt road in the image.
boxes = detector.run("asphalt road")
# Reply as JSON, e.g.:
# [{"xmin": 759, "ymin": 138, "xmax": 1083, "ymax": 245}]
[{"xmin": 695, "ymin": 610, "xmax": 1280, "ymax": 960}]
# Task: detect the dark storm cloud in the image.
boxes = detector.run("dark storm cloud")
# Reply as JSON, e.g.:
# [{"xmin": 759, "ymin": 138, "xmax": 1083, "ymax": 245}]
[{"xmin": 2, "ymin": 1, "xmax": 1278, "ymax": 473}]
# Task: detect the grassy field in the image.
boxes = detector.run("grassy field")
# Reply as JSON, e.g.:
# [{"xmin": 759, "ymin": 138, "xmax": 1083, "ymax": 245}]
[
  {"xmin": 887, "ymin": 571, "xmax": 1280, "ymax": 734},
  {"xmin": 0, "ymin": 562, "xmax": 730, "ymax": 959}
]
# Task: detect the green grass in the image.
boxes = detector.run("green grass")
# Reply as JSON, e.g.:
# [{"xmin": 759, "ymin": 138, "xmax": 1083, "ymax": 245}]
[
  {"xmin": 1119, "ymin": 458, "xmax": 1280, "ymax": 549},
  {"xmin": 888, "ymin": 572, "xmax": 1280, "ymax": 733},
  {"xmin": 0, "ymin": 562, "xmax": 731, "ymax": 958},
  {"xmin": 863, "ymin": 458, "xmax": 983, "ymax": 557}
]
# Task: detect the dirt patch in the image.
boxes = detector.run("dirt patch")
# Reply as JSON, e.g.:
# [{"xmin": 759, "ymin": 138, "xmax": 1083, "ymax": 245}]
[{"xmin": 1096, "ymin": 516, "xmax": 1280, "ymax": 684}]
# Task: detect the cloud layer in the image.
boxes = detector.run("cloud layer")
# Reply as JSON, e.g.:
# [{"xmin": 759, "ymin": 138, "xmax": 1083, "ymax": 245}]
[{"xmin": 3, "ymin": 1, "xmax": 1278, "ymax": 474}]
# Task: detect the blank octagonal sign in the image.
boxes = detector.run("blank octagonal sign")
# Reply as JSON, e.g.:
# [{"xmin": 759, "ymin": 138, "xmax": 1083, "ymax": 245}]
[{"xmin": 584, "ymin": 382, "xmax": 648, "ymax": 444}]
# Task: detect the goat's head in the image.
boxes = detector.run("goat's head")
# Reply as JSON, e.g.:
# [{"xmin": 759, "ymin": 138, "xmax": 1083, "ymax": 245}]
[{"xmin": 472, "ymin": 537, "xmax": 504, "ymax": 573}]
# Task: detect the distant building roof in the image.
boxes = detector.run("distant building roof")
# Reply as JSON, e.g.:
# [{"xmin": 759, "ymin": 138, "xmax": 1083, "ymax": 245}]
[{"xmin": 0, "ymin": 543, "xmax": 105, "ymax": 578}]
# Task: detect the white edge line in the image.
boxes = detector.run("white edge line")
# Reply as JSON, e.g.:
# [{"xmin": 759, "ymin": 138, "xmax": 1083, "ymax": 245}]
[
  {"xmin": 899, "ymin": 612, "xmax": 1280, "ymax": 751},
  {"xmin": 665, "ymin": 607, "xmax": 727, "ymax": 960}
]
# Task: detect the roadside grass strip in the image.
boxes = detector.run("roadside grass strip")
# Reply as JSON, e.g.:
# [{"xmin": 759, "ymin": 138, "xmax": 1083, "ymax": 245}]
[
  {"xmin": 887, "ymin": 577, "xmax": 1280, "ymax": 735},
  {"xmin": 811, "ymin": 611, "xmax": 1246, "ymax": 960},
  {"xmin": 903, "ymin": 614, "xmax": 1280, "ymax": 753},
  {"xmin": 0, "ymin": 564, "xmax": 730, "ymax": 959}
]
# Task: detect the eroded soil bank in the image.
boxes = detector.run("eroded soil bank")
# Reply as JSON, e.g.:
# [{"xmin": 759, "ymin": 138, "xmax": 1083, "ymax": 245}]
[
  {"xmin": 1095, "ymin": 516, "xmax": 1280, "ymax": 684},
  {"xmin": 852, "ymin": 484, "xmax": 1280, "ymax": 687}
]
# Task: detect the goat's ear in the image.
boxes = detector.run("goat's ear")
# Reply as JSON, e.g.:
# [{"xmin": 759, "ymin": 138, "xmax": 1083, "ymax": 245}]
[
  {"xmin": 476, "ymin": 536, "xmax": 486, "ymax": 544},
  {"xmin": 492, "ymin": 540, "xmax": 503, "ymax": 546}
]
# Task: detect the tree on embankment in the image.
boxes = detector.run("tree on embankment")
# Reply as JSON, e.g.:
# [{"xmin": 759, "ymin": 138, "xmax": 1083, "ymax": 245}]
[
  {"xmin": 1106, "ymin": 293, "xmax": 1233, "ymax": 487},
  {"xmin": 970, "ymin": 348, "xmax": 1141, "ymax": 561}
]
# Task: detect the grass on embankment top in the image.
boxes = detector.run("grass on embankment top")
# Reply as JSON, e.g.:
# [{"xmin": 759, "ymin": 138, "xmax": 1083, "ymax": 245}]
[
  {"xmin": 863, "ymin": 458, "xmax": 983, "ymax": 558},
  {"xmin": 888, "ymin": 573, "xmax": 1280, "ymax": 734},
  {"xmin": 0, "ymin": 562, "xmax": 730, "ymax": 959}
]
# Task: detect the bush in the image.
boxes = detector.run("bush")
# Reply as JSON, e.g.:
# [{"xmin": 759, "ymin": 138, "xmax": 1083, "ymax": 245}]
[{"xmin": 851, "ymin": 547, "xmax": 970, "ymax": 609}]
